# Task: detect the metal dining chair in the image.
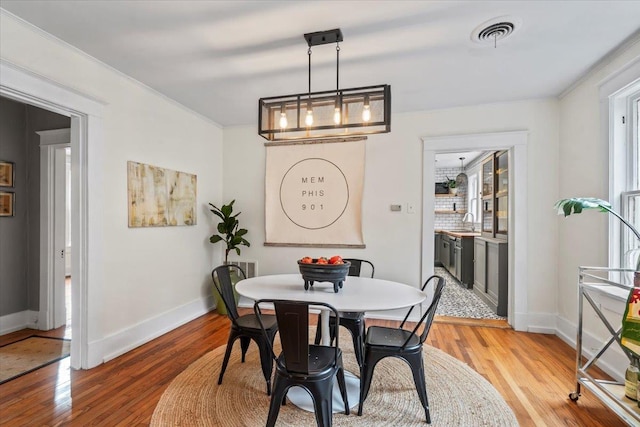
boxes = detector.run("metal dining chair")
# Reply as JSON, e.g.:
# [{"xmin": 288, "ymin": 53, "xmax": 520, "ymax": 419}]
[
  {"xmin": 314, "ymin": 258, "xmax": 375, "ymax": 368},
  {"xmin": 357, "ymin": 275, "xmax": 445, "ymax": 424},
  {"xmin": 212, "ymin": 264, "xmax": 278, "ymax": 395},
  {"xmin": 255, "ymin": 299, "xmax": 350, "ymax": 427}
]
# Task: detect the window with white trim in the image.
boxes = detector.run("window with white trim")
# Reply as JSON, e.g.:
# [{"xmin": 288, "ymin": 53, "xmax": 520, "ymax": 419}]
[
  {"xmin": 467, "ymin": 172, "xmax": 480, "ymax": 228},
  {"xmin": 610, "ymin": 80, "xmax": 640, "ymax": 272}
]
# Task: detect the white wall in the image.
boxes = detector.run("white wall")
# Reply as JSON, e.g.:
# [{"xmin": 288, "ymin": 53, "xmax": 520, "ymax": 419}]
[
  {"xmin": 224, "ymin": 99, "xmax": 560, "ymax": 323},
  {"xmin": 1, "ymin": 12, "xmax": 224, "ymax": 362}
]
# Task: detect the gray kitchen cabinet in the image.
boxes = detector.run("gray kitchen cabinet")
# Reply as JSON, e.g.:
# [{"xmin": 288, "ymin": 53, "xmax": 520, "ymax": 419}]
[
  {"xmin": 448, "ymin": 235, "xmax": 456, "ymax": 273},
  {"xmin": 457, "ymin": 236, "xmax": 475, "ymax": 289},
  {"xmin": 473, "ymin": 236, "xmax": 508, "ymax": 316},
  {"xmin": 441, "ymin": 236, "xmax": 450, "ymax": 271},
  {"xmin": 434, "ymin": 233, "xmax": 442, "ymax": 265},
  {"xmin": 474, "ymin": 238, "xmax": 486, "ymax": 291}
]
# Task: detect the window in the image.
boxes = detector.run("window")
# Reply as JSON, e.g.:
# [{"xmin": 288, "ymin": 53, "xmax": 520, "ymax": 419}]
[
  {"xmin": 608, "ymin": 75, "xmax": 640, "ymax": 273},
  {"xmin": 467, "ymin": 172, "xmax": 480, "ymax": 227},
  {"xmin": 621, "ymin": 96, "xmax": 640, "ymax": 269}
]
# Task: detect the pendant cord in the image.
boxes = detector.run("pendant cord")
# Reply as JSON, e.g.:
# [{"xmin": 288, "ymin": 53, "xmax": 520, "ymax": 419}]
[
  {"xmin": 308, "ymin": 47, "xmax": 312, "ymax": 100},
  {"xmin": 336, "ymin": 42, "xmax": 340, "ymax": 92}
]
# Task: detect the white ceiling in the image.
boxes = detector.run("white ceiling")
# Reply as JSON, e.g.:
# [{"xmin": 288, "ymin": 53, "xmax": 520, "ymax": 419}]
[
  {"xmin": 435, "ymin": 151, "xmax": 484, "ymax": 169},
  {"xmin": 2, "ymin": 1, "xmax": 640, "ymax": 127}
]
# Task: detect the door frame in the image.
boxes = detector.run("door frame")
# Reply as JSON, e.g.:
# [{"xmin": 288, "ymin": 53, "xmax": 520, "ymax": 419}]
[
  {"xmin": 37, "ymin": 129, "xmax": 70, "ymax": 330},
  {"xmin": 1, "ymin": 59, "xmax": 105, "ymax": 369},
  {"xmin": 421, "ymin": 131, "xmax": 529, "ymax": 331}
]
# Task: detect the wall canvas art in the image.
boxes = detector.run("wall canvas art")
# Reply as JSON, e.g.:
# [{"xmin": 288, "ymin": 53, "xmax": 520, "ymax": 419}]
[
  {"xmin": 264, "ymin": 138, "xmax": 365, "ymax": 247},
  {"xmin": 127, "ymin": 161, "xmax": 197, "ymax": 227}
]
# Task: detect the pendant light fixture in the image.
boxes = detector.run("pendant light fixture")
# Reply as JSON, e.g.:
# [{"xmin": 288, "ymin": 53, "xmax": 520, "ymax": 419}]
[
  {"xmin": 258, "ymin": 29, "xmax": 391, "ymax": 142},
  {"xmin": 456, "ymin": 157, "xmax": 468, "ymax": 186}
]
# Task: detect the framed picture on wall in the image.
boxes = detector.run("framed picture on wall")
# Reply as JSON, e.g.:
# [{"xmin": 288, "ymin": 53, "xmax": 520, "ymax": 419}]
[
  {"xmin": 0, "ymin": 191, "xmax": 15, "ymax": 217},
  {"xmin": 0, "ymin": 161, "xmax": 15, "ymax": 187}
]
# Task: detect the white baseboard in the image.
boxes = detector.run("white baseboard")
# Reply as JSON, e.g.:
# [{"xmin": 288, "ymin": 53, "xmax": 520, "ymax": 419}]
[
  {"xmin": 524, "ymin": 311, "xmax": 557, "ymax": 334},
  {"xmin": 95, "ymin": 295, "xmax": 215, "ymax": 366},
  {"xmin": 0, "ymin": 310, "xmax": 39, "ymax": 335}
]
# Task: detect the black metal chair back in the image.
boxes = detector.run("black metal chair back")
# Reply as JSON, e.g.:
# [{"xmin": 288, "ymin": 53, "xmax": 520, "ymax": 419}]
[
  {"xmin": 212, "ymin": 264, "xmax": 278, "ymax": 395},
  {"xmin": 212, "ymin": 264, "xmax": 245, "ymax": 324},
  {"xmin": 357, "ymin": 274, "xmax": 446, "ymax": 423},
  {"xmin": 343, "ymin": 258, "xmax": 375, "ymax": 278},
  {"xmin": 254, "ymin": 299, "xmax": 349, "ymax": 426},
  {"xmin": 400, "ymin": 274, "xmax": 446, "ymax": 346},
  {"xmin": 256, "ymin": 300, "xmax": 340, "ymax": 372}
]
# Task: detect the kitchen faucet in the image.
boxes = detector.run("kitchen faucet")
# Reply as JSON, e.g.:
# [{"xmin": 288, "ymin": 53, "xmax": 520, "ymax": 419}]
[{"xmin": 462, "ymin": 212, "xmax": 475, "ymax": 232}]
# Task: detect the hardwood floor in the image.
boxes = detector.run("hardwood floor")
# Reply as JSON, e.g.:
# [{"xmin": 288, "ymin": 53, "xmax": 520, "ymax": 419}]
[{"xmin": 0, "ymin": 312, "xmax": 627, "ymax": 426}]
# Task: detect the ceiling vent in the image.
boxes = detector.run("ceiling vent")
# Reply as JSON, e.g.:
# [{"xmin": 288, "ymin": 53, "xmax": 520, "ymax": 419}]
[{"xmin": 471, "ymin": 16, "xmax": 522, "ymax": 46}]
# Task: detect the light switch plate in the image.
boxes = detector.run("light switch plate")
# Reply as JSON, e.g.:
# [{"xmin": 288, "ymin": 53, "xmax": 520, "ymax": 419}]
[{"xmin": 407, "ymin": 203, "xmax": 416, "ymax": 214}]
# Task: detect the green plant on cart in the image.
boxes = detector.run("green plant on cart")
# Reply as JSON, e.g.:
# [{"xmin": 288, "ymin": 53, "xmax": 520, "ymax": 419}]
[{"xmin": 555, "ymin": 197, "xmax": 640, "ymax": 359}]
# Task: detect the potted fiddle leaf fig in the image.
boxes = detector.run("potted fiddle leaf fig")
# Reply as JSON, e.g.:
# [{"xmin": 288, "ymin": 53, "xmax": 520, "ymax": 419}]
[
  {"xmin": 209, "ymin": 200, "xmax": 250, "ymax": 264},
  {"xmin": 209, "ymin": 200, "xmax": 250, "ymax": 314}
]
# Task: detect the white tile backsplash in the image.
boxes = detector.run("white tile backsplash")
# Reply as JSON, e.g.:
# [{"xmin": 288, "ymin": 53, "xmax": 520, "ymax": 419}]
[{"xmin": 434, "ymin": 167, "xmax": 467, "ymax": 230}]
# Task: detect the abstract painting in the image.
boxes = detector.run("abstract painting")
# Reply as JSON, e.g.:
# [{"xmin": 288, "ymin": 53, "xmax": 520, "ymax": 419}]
[{"xmin": 127, "ymin": 161, "xmax": 196, "ymax": 227}]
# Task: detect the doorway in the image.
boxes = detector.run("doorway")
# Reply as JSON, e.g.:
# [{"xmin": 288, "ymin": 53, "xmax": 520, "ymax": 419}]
[
  {"xmin": 421, "ymin": 131, "xmax": 529, "ymax": 331},
  {"xmin": 432, "ymin": 151, "xmax": 505, "ymax": 322},
  {"xmin": 1, "ymin": 60, "xmax": 104, "ymax": 368}
]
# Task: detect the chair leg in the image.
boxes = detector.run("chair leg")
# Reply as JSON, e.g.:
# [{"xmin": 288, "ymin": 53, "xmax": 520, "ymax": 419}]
[
  {"xmin": 336, "ymin": 365, "xmax": 350, "ymax": 415},
  {"xmin": 257, "ymin": 338, "xmax": 273, "ymax": 395},
  {"xmin": 240, "ymin": 336, "xmax": 250, "ymax": 362},
  {"xmin": 266, "ymin": 377, "xmax": 285, "ymax": 427},
  {"xmin": 309, "ymin": 380, "xmax": 334, "ymax": 427},
  {"xmin": 352, "ymin": 326, "xmax": 364, "ymax": 368},
  {"xmin": 218, "ymin": 333, "xmax": 237, "ymax": 385},
  {"xmin": 358, "ymin": 351, "xmax": 382, "ymax": 416},
  {"xmin": 407, "ymin": 351, "xmax": 431, "ymax": 424}
]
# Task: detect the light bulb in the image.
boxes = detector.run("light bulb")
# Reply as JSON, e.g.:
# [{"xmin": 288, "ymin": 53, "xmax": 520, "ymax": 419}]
[
  {"xmin": 279, "ymin": 112, "xmax": 288, "ymax": 129},
  {"xmin": 305, "ymin": 108, "xmax": 314, "ymax": 126},
  {"xmin": 362, "ymin": 105, "xmax": 371, "ymax": 122},
  {"xmin": 333, "ymin": 107, "xmax": 341, "ymax": 125}
]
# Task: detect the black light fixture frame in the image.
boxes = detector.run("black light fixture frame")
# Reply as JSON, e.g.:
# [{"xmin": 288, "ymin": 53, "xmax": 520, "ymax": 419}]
[{"xmin": 258, "ymin": 29, "xmax": 391, "ymax": 142}]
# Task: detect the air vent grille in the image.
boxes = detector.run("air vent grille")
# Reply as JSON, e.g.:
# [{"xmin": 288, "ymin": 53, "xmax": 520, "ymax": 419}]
[
  {"xmin": 471, "ymin": 16, "xmax": 521, "ymax": 46},
  {"xmin": 477, "ymin": 22, "xmax": 515, "ymax": 42}
]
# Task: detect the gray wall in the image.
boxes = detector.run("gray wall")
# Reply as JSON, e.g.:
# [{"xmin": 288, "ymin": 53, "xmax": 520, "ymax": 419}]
[
  {"xmin": 0, "ymin": 96, "xmax": 70, "ymax": 317},
  {"xmin": 0, "ymin": 97, "xmax": 28, "ymax": 316}
]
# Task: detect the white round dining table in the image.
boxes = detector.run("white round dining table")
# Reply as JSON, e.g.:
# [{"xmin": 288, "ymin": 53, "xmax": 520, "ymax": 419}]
[{"xmin": 235, "ymin": 273, "xmax": 426, "ymax": 413}]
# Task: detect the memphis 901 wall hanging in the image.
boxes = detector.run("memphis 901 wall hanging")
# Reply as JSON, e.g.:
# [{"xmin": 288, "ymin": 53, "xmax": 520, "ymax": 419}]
[{"xmin": 264, "ymin": 137, "xmax": 365, "ymax": 248}]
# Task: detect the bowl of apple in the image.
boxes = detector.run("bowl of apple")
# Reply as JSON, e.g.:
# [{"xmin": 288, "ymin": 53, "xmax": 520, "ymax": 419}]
[{"xmin": 297, "ymin": 256, "xmax": 351, "ymax": 293}]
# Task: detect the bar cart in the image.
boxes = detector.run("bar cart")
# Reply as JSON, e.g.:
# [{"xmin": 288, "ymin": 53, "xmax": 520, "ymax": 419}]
[{"xmin": 569, "ymin": 266, "xmax": 640, "ymax": 425}]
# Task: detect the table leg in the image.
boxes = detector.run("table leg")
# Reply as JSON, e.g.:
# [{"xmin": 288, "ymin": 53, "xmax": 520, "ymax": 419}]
[{"xmin": 320, "ymin": 309, "xmax": 331, "ymax": 346}]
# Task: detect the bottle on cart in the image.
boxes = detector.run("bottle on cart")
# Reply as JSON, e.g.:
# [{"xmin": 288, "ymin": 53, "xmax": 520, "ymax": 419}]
[{"xmin": 625, "ymin": 357, "xmax": 639, "ymax": 401}]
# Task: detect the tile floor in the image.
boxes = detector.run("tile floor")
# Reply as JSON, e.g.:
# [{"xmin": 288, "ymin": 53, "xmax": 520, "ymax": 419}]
[{"xmin": 434, "ymin": 266, "xmax": 506, "ymax": 320}]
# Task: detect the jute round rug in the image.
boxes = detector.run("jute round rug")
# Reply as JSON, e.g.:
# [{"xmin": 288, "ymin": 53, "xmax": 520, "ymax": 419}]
[{"xmin": 152, "ymin": 334, "xmax": 518, "ymax": 426}]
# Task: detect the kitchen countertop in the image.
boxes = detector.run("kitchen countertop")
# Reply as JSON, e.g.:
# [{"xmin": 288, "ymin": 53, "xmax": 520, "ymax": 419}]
[{"xmin": 435, "ymin": 229, "xmax": 481, "ymax": 238}]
